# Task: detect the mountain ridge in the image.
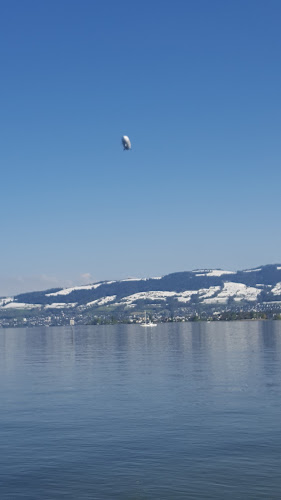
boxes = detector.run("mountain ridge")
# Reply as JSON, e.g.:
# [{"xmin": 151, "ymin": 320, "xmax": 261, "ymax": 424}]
[{"xmin": 2, "ymin": 264, "xmax": 281, "ymax": 310}]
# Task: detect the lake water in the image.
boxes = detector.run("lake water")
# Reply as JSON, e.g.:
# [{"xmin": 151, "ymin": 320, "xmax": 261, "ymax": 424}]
[{"xmin": 1, "ymin": 321, "xmax": 281, "ymax": 499}]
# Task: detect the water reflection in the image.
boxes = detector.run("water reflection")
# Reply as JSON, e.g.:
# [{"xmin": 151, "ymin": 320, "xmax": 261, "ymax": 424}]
[
  {"xmin": 259, "ymin": 320, "xmax": 281, "ymax": 386},
  {"xmin": 1, "ymin": 322, "xmax": 281, "ymax": 499},
  {"xmin": 1, "ymin": 322, "xmax": 281, "ymax": 380}
]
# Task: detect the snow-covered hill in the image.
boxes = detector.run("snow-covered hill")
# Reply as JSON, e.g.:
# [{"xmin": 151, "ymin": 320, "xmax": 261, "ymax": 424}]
[{"xmin": 2, "ymin": 264, "xmax": 281, "ymax": 314}]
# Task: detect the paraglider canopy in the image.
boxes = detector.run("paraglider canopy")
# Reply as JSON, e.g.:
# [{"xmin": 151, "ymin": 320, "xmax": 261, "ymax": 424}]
[{"xmin": 122, "ymin": 135, "xmax": 131, "ymax": 150}]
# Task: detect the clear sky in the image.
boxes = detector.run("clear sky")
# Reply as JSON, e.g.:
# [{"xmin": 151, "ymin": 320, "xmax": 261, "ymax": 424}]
[{"xmin": 1, "ymin": 0, "xmax": 281, "ymax": 296}]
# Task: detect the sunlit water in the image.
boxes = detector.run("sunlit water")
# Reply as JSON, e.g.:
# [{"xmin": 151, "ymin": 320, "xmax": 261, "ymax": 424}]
[{"xmin": 1, "ymin": 321, "xmax": 281, "ymax": 499}]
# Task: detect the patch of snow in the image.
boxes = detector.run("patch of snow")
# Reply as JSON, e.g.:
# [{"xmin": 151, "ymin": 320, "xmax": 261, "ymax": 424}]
[
  {"xmin": 46, "ymin": 283, "xmax": 101, "ymax": 297},
  {"xmin": 204, "ymin": 297, "xmax": 228, "ymax": 304},
  {"xmin": 45, "ymin": 303, "xmax": 77, "ymax": 309},
  {"xmin": 120, "ymin": 287, "xmax": 221, "ymax": 305},
  {"xmin": 3, "ymin": 302, "xmax": 41, "ymax": 309},
  {"xmin": 199, "ymin": 286, "xmax": 221, "ymax": 298},
  {"xmin": 176, "ymin": 290, "xmax": 199, "ymax": 303},
  {"xmin": 206, "ymin": 270, "xmax": 235, "ymax": 277},
  {"xmin": 176, "ymin": 288, "xmax": 220, "ymax": 303},
  {"xmin": 243, "ymin": 268, "xmax": 262, "ymax": 273},
  {"xmin": 203, "ymin": 282, "xmax": 260, "ymax": 304},
  {"xmin": 271, "ymin": 283, "xmax": 281, "ymax": 295},
  {"xmin": 192, "ymin": 269, "xmax": 210, "ymax": 273},
  {"xmin": 120, "ymin": 278, "xmax": 146, "ymax": 282},
  {"xmin": 121, "ymin": 291, "xmax": 177, "ymax": 305},
  {"xmin": 87, "ymin": 295, "xmax": 116, "ymax": 307},
  {"xmin": 195, "ymin": 270, "xmax": 235, "ymax": 277},
  {"xmin": 0, "ymin": 297, "xmax": 13, "ymax": 307},
  {"xmin": 263, "ymin": 300, "xmax": 281, "ymax": 304}
]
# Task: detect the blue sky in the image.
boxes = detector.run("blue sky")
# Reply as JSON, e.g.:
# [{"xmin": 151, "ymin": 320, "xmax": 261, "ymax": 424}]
[{"xmin": 0, "ymin": 0, "xmax": 281, "ymax": 295}]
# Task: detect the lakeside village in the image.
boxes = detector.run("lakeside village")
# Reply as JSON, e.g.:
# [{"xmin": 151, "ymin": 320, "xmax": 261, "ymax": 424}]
[{"xmin": 1, "ymin": 301, "xmax": 281, "ymax": 328}]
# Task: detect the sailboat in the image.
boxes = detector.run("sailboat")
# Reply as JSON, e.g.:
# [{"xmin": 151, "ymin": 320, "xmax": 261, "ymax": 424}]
[{"xmin": 141, "ymin": 310, "xmax": 157, "ymax": 327}]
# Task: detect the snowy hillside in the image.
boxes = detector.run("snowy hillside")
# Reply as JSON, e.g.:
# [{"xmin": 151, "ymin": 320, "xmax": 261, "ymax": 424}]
[{"xmin": 2, "ymin": 264, "xmax": 281, "ymax": 316}]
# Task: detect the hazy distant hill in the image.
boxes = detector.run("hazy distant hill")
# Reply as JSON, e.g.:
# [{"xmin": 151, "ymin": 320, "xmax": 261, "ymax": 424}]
[{"xmin": 2, "ymin": 265, "xmax": 281, "ymax": 318}]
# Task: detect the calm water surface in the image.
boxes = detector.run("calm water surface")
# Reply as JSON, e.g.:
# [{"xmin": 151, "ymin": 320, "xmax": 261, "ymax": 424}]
[{"xmin": 1, "ymin": 321, "xmax": 281, "ymax": 499}]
